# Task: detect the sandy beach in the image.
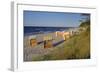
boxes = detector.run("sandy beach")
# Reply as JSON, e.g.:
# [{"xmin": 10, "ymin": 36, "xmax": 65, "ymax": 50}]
[{"xmin": 24, "ymin": 32, "xmax": 65, "ymax": 61}]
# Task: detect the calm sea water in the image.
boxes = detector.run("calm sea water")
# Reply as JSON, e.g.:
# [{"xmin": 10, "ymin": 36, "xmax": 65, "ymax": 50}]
[{"xmin": 24, "ymin": 26, "xmax": 74, "ymax": 36}]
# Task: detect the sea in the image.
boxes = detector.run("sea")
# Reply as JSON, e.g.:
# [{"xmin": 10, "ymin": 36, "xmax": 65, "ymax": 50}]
[{"xmin": 24, "ymin": 26, "xmax": 75, "ymax": 36}]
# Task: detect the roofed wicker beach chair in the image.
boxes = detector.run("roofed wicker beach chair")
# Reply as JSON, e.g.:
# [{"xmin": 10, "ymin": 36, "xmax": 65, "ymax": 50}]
[
  {"xmin": 43, "ymin": 36, "xmax": 53, "ymax": 49},
  {"xmin": 55, "ymin": 31, "xmax": 70, "ymax": 41},
  {"xmin": 29, "ymin": 35, "xmax": 37, "ymax": 47}
]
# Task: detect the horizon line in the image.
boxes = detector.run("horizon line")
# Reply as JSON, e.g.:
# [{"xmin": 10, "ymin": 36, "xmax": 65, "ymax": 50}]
[{"xmin": 24, "ymin": 25, "xmax": 79, "ymax": 28}]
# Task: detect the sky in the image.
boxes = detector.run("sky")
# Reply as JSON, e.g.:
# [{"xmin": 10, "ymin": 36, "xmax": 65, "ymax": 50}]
[{"xmin": 24, "ymin": 10, "xmax": 89, "ymax": 27}]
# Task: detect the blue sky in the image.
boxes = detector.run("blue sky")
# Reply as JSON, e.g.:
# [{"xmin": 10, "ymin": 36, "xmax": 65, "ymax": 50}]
[{"xmin": 24, "ymin": 11, "xmax": 89, "ymax": 27}]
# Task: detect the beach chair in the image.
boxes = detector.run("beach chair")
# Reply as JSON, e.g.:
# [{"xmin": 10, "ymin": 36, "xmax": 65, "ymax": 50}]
[
  {"xmin": 62, "ymin": 32, "xmax": 70, "ymax": 41},
  {"xmin": 43, "ymin": 36, "xmax": 53, "ymax": 48},
  {"xmin": 29, "ymin": 35, "xmax": 37, "ymax": 47}
]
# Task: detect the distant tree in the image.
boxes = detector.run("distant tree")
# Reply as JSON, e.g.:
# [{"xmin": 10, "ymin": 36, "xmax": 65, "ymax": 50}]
[
  {"xmin": 81, "ymin": 13, "xmax": 90, "ymax": 21},
  {"xmin": 79, "ymin": 13, "xmax": 90, "ymax": 27}
]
